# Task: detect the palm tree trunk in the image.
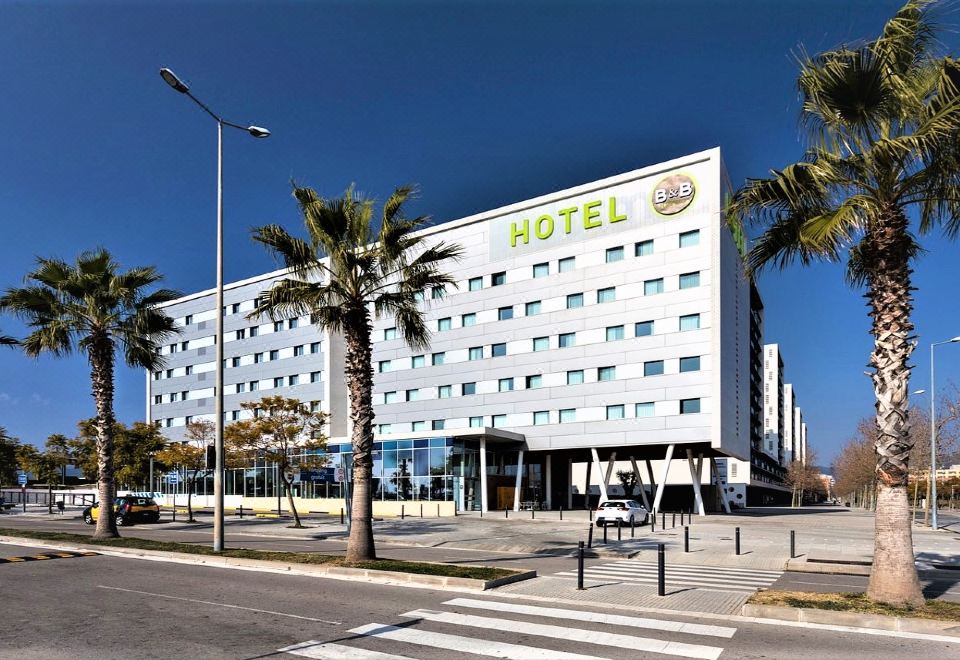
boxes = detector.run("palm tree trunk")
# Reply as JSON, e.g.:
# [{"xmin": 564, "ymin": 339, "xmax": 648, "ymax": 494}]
[
  {"xmin": 47, "ymin": 481, "xmax": 53, "ymax": 515},
  {"xmin": 864, "ymin": 210, "xmax": 924, "ymax": 607},
  {"xmin": 284, "ymin": 477, "xmax": 302, "ymax": 528},
  {"xmin": 90, "ymin": 333, "xmax": 119, "ymax": 540},
  {"xmin": 344, "ymin": 311, "xmax": 376, "ymax": 562}
]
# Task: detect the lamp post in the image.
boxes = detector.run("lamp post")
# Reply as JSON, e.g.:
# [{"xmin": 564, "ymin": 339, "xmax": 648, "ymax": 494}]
[
  {"xmin": 159, "ymin": 68, "xmax": 270, "ymax": 552},
  {"xmin": 930, "ymin": 336, "xmax": 960, "ymax": 531}
]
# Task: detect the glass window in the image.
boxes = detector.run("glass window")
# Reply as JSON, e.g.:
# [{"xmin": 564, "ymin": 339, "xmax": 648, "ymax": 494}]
[
  {"xmin": 414, "ymin": 290, "xmax": 425, "ymax": 302},
  {"xmin": 184, "ymin": 314, "xmax": 193, "ymax": 325},
  {"xmin": 235, "ymin": 383, "xmax": 246, "ymax": 394},
  {"xmin": 411, "ymin": 355, "xmax": 425, "ymax": 368},
  {"xmin": 558, "ymin": 332, "xmax": 576, "ymax": 348},
  {"xmin": 269, "ymin": 349, "xmax": 279, "ymax": 361},
  {"xmin": 559, "ymin": 408, "xmax": 576, "ymax": 423},
  {"xmin": 606, "ymin": 404, "xmax": 625, "ymax": 420},
  {"xmin": 605, "ymin": 246, "xmax": 624, "ymax": 263},
  {"xmin": 254, "ymin": 352, "xmax": 264, "ymax": 364},
  {"xmin": 636, "ymin": 402, "xmax": 655, "ymax": 418},
  {"xmin": 379, "ymin": 360, "xmax": 391, "ymax": 373},
  {"xmin": 635, "ymin": 320, "xmax": 654, "ymax": 337},
  {"xmin": 384, "ymin": 391, "xmax": 399, "ymax": 404},
  {"xmin": 462, "ymin": 382, "xmax": 476, "ymax": 395},
  {"xmin": 644, "ymin": 278, "xmax": 664, "ymax": 295},
  {"xmin": 680, "ymin": 271, "xmax": 701, "ymax": 289},
  {"xmin": 597, "ymin": 287, "xmax": 616, "ymax": 303},
  {"xmin": 469, "ymin": 346, "xmax": 484, "ymax": 360},
  {"xmin": 525, "ymin": 300, "xmax": 541, "ymax": 316},
  {"xmin": 680, "ymin": 356, "xmax": 701, "ymax": 372},
  {"xmin": 533, "ymin": 262, "xmax": 549, "ymax": 278},
  {"xmin": 249, "ymin": 327, "xmax": 258, "ymax": 338},
  {"xmin": 491, "ymin": 414, "xmax": 507, "ymax": 428},
  {"xmin": 235, "ymin": 329, "xmax": 245, "ymax": 340},
  {"xmin": 533, "ymin": 411, "xmax": 550, "ymax": 425},
  {"xmin": 491, "ymin": 343, "xmax": 507, "ymax": 357},
  {"xmin": 274, "ymin": 321, "xmax": 283, "ymax": 332},
  {"xmin": 273, "ymin": 377, "xmax": 283, "ymax": 388},
  {"xmin": 566, "ymin": 293, "xmax": 583, "ymax": 309},
  {"xmin": 431, "ymin": 286, "xmax": 445, "ymax": 299},
  {"xmin": 432, "ymin": 419, "xmax": 445, "ymax": 430},
  {"xmin": 310, "ymin": 371, "xmax": 321, "ymax": 383},
  {"xmin": 598, "ymin": 366, "xmax": 616, "ymax": 382},
  {"xmin": 491, "ymin": 271, "xmax": 506, "ymax": 286},
  {"xmin": 532, "ymin": 336, "xmax": 549, "ymax": 352},
  {"xmin": 438, "ymin": 317, "xmax": 452, "ymax": 331},
  {"xmin": 680, "ymin": 398, "xmax": 701, "ymax": 414},
  {"xmin": 680, "ymin": 229, "xmax": 700, "ymax": 247},
  {"xmin": 288, "ymin": 318, "xmax": 299, "ymax": 329},
  {"xmin": 250, "ymin": 381, "xmax": 259, "ymax": 391},
  {"xmin": 567, "ymin": 370, "xmax": 584, "ymax": 385},
  {"xmin": 468, "ymin": 277, "xmax": 483, "ymax": 291},
  {"xmin": 644, "ymin": 360, "xmax": 664, "ymax": 376},
  {"xmin": 635, "ymin": 239, "xmax": 654, "ymax": 256},
  {"xmin": 379, "ymin": 424, "xmax": 392, "ymax": 434},
  {"xmin": 498, "ymin": 378, "xmax": 514, "ymax": 392},
  {"xmin": 438, "ymin": 385, "xmax": 452, "ymax": 399},
  {"xmin": 153, "ymin": 394, "xmax": 161, "ymax": 404},
  {"xmin": 406, "ymin": 388, "xmax": 420, "ymax": 401},
  {"xmin": 231, "ymin": 357, "xmax": 240, "ymax": 368},
  {"xmin": 310, "ymin": 342, "xmax": 321, "ymax": 354},
  {"xmin": 294, "ymin": 345, "xmax": 304, "ymax": 356},
  {"xmin": 185, "ymin": 365, "xmax": 193, "ymax": 375},
  {"xmin": 432, "ymin": 352, "xmax": 445, "ymax": 366},
  {"xmin": 462, "ymin": 313, "xmax": 476, "ymax": 327},
  {"xmin": 411, "ymin": 421, "xmax": 427, "ymax": 431},
  {"xmin": 558, "ymin": 257, "xmax": 575, "ymax": 273},
  {"xmin": 680, "ymin": 313, "xmax": 701, "ymax": 331},
  {"xmin": 384, "ymin": 327, "xmax": 398, "ymax": 340},
  {"xmin": 498, "ymin": 306, "xmax": 514, "ymax": 321},
  {"xmin": 606, "ymin": 325, "xmax": 624, "ymax": 341},
  {"xmin": 526, "ymin": 374, "xmax": 542, "ymax": 389},
  {"xmin": 469, "ymin": 416, "xmax": 483, "ymax": 428},
  {"xmin": 288, "ymin": 375, "xmax": 299, "ymax": 386}
]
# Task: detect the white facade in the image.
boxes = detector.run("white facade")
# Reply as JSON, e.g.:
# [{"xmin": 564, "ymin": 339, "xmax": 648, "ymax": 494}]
[{"xmin": 763, "ymin": 344, "xmax": 785, "ymax": 463}]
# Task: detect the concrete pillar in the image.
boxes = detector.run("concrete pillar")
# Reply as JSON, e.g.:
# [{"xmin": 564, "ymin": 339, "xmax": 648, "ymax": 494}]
[
  {"xmin": 480, "ymin": 438, "xmax": 488, "ymax": 513},
  {"xmin": 513, "ymin": 450, "xmax": 524, "ymax": 512},
  {"xmin": 604, "ymin": 452, "xmax": 617, "ymax": 494},
  {"xmin": 686, "ymin": 448, "xmax": 705, "ymax": 516},
  {"xmin": 711, "ymin": 457, "xmax": 731, "ymax": 514},
  {"xmin": 567, "ymin": 457, "xmax": 573, "ymax": 509},
  {"xmin": 630, "ymin": 456, "xmax": 650, "ymax": 510},
  {"xmin": 590, "ymin": 448, "xmax": 609, "ymax": 501},
  {"xmin": 545, "ymin": 453, "xmax": 552, "ymax": 510},
  {"xmin": 651, "ymin": 444, "xmax": 675, "ymax": 512}
]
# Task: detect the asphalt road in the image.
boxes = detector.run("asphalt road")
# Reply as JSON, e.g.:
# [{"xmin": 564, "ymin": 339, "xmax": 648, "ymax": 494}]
[{"xmin": 1, "ymin": 540, "xmax": 955, "ymax": 660}]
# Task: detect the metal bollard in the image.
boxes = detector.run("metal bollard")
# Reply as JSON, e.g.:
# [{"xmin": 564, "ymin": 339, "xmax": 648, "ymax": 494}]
[
  {"xmin": 617, "ymin": 522, "xmax": 622, "ymax": 541},
  {"xmin": 684, "ymin": 525, "xmax": 690, "ymax": 552},
  {"xmin": 560, "ymin": 506, "xmax": 563, "ymax": 521},
  {"xmin": 340, "ymin": 507, "xmax": 344, "ymax": 525},
  {"xmin": 421, "ymin": 503, "xmax": 424, "ymax": 518},
  {"xmin": 662, "ymin": 510, "xmax": 666, "ymax": 530},
  {"xmin": 651, "ymin": 511, "xmax": 656, "ymax": 532},
  {"xmin": 603, "ymin": 523, "xmax": 608, "ymax": 544},
  {"xmin": 532, "ymin": 508, "xmax": 535, "ymax": 520},
  {"xmin": 505, "ymin": 508, "xmax": 509, "ymax": 519},
  {"xmin": 735, "ymin": 526, "xmax": 741, "ymax": 555},
  {"xmin": 239, "ymin": 505, "xmax": 244, "ymax": 519},
  {"xmin": 401, "ymin": 505, "xmax": 405, "ymax": 520},
  {"xmin": 672, "ymin": 512, "xmax": 676, "ymax": 528},
  {"xmin": 589, "ymin": 508, "xmax": 594, "ymax": 522},
  {"xmin": 631, "ymin": 516, "xmax": 635, "ymax": 538},
  {"xmin": 172, "ymin": 505, "xmax": 176, "ymax": 522},
  {"xmin": 790, "ymin": 530, "xmax": 796, "ymax": 559},
  {"xmin": 587, "ymin": 523, "xmax": 594, "ymax": 549},
  {"xmin": 657, "ymin": 543, "xmax": 666, "ymax": 596},
  {"xmin": 437, "ymin": 503, "xmax": 440, "ymax": 517},
  {"xmin": 577, "ymin": 541, "xmax": 585, "ymax": 590}
]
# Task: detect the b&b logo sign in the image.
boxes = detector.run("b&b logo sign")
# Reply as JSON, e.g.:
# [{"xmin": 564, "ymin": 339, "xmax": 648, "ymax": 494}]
[{"xmin": 652, "ymin": 173, "xmax": 695, "ymax": 215}]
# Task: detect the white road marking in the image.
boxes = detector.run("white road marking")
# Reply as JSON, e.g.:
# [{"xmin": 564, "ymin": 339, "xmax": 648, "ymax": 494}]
[
  {"xmin": 401, "ymin": 609, "xmax": 725, "ymax": 660},
  {"xmin": 97, "ymin": 585, "xmax": 341, "ymax": 624},
  {"xmin": 585, "ymin": 568, "xmax": 776, "ymax": 585},
  {"xmin": 443, "ymin": 597, "xmax": 737, "ymax": 638},
  {"xmin": 607, "ymin": 561, "xmax": 783, "ymax": 577},
  {"xmin": 279, "ymin": 640, "xmax": 411, "ymax": 659},
  {"xmin": 555, "ymin": 570, "xmax": 764, "ymax": 591},
  {"xmin": 587, "ymin": 565, "xmax": 778, "ymax": 582},
  {"xmin": 347, "ymin": 622, "xmax": 604, "ymax": 659}
]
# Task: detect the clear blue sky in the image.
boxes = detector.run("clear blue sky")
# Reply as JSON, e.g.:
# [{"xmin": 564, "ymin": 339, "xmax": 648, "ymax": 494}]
[{"xmin": 1, "ymin": 1, "xmax": 958, "ymax": 465}]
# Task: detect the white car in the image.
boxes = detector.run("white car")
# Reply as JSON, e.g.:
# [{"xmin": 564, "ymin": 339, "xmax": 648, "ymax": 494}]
[{"xmin": 595, "ymin": 500, "xmax": 648, "ymax": 527}]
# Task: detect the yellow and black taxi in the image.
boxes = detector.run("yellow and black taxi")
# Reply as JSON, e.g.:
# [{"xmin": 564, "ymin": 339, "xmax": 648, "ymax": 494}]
[{"xmin": 83, "ymin": 496, "xmax": 160, "ymax": 526}]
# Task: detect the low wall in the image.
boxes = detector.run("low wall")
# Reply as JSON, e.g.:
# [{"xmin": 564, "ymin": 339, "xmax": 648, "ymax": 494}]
[{"xmin": 159, "ymin": 495, "xmax": 457, "ymax": 517}]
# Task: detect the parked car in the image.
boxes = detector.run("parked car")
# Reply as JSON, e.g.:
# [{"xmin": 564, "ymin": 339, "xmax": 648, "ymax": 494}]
[
  {"xmin": 83, "ymin": 496, "xmax": 160, "ymax": 526},
  {"xmin": 595, "ymin": 499, "xmax": 648, "ymax": 526}
]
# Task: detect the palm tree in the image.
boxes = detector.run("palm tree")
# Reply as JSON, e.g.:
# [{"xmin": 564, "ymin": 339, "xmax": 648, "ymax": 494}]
[
  {"xmin": 729, "ymin": 0, "xmax": 960, "ymax": 607},
  {"xmin": 0, "ymin": 330, "xmax": 16, "ymax": 346},
  {"xmin": 251, "ymin": 184, "xmax": 462, "ymax": 561},
  {"xmin": 0, "ymin": 249, "xmax": 179, "ymax": 539}
]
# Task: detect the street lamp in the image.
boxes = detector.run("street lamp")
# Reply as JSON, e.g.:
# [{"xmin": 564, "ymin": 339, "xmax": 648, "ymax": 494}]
[
  {"xmin": 930, "ymin": 336, "xmax": 960, "ymax": 530},
  {"xmin": 159, "ymin": 67, "xmax": 270, "ymax": 552}
]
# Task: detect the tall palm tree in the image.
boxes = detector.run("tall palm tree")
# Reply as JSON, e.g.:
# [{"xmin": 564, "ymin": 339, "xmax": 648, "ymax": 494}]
[
  {"xmin": 729, "ymin": 0, "xmax": 960, "ymax": 607},
  {"xmin": 252, "ymin": 184, "xmax": 462, "ymax": 561},
  {"xmin": 0, "ymin": 249, "xmax": 179, "ymax": 539}
]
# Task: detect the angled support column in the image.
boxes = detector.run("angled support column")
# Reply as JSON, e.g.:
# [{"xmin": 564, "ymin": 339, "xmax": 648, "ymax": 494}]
[
  {"xmin": 651, "ymin": 444, "xmax": 675, "ymax": 513},
  {"xmin": 590, "ymin": 448, "xmax": 609, "ymax": 501},
  {"xmin": 630, "ymin": 456, "xmax": 650, "ymax": 510},
  {"xmin": 479, "ymin": 438, "xmax": 488, "ymax": 513},
  {"xmin": 545, "ymin": 453, "xmax": 552, "ymax": 510},
  {"xmin": 686, "ymin": 448, "xmax": 706, "ymax": 516},
  {"xmin": 513, "ymin": 450, "xmax": 524, "ymax": 512},
  {"xmin": 711, "ymin": 457, "xmax": 731, "ymax": 514},
  {"xmin": 605, "ymin": 452, "xmax": 617, "ymax": 495}
]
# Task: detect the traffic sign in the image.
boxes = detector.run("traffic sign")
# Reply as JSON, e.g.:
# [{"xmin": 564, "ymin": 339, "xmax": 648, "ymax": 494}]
[
  {"xmin": 335, "ymin": 467, "xmax": 346, "ymax": 482},
  {"xmin": 299, "ymin": 468, "xmax": 336, "ymax": 483},
  {"xmin": 17, "ymin": 473, "xmax": 27, "ymax": 487},
  {"xmin": 165, "ymin": 472, "xmax": 180, "ymax": 485}
]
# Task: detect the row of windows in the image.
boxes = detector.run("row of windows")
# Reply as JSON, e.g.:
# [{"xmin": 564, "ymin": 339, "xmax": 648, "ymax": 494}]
[
  {"xmin": 168, "ymin": 316, "xmax": 307, "ymax": 353},
  {"xmin": 153, "ymin": 370, "xmax": 325, "ymax": 405},
  {"xmin": 153, "ymin": 341, "xmax": 323, "ymax": 380}
]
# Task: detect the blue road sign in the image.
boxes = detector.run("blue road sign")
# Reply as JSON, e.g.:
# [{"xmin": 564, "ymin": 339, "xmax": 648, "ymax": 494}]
[
  {"xmin": 299, "ymin": 468, "xmax": 336, "ymax": 483},
  {"xmin": 17, "ymin": 473, "xmax": 27, "ymax": 486},
  {"xmin": 165, "ymin": 472, "xmax": 180, "ymax": 485}
]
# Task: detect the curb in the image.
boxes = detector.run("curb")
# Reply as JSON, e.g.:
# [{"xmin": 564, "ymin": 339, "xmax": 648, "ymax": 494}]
[
  {"xmin": 0, "ymin": 535, "xmax": 535, "ymax": 591},
  {"xmin": 785, "ymin": 558, "xmax": 872, "ymax": 575},
  {"xmin": 741, "ymin": 603, "xmax": 960, "ymax": 637}
]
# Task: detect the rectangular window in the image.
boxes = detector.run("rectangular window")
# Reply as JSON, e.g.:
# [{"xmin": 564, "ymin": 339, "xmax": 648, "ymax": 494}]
[
  {"xmin": 288, "ymin": 318, "xmax": 299, "ymax": 329},
  {"xmin": 644, "ymin": 278, "xmax": 664, "ymax": 295},
  {"xmin": 605, "ymin": 246, "xmax": 624, "ymax": 263},
  {"xmin": 169, "ymin": 392, "xmax": 179, "ymax": 403},
  {"xmin": 597, "ymin": 287, "xmax": 616, "ymax": 303},
  {"xmin": 308, "ymin": 401, "xmax": 318, "ymax": 413},
  {"xmin": 566, "ymin": 293, "xmax": 583, "ymax": 309},
  {"xmin": 679, "ymin": 229, "xmax": 700, "ymax": 247},
  {"xmin": 468, "ymin": 277, "xmax": 483, "ymax": 291},
  {"xmin": 274, "ymin": 377, "xmax": 283, "ymax": 388},
  {"xmin": 606, "ymin": 404, "xmax": 625, "ymax": 420},
  {"xmin": 379, "ymin": 360, "xmax": 392, "ymax": 373},
  {"xmin": 310, "ymin": 342, "xmax": 321, "ymax": 354},
  {"xmin": 311, "ymin": 371, "xmax": 321, "ymax": 383},
  {"xmin": 274, "ymin": 321, "xmax": 283, "ymax": 332},
  {"xmin": 438, "ymin": 385, "xmax": 452, "ymax": 399},
  {"xmin": 462, "ymin": 313, "xmax": 476, "ymax": 327},
  {"xmin": 635, "ymin": 320, "xmax": 654, "ymax": 337},
  {"xmin": 559, "ymin": 408, "xmax": 576, "ymax": 423},
  {"xmin": 235, "ymin": 329, "xmax": 245, "ymax": 340},
  {"xmin": 558, "ymin": 256, "xmax": 575, "ymax": 273},
  {"xmin": 235, "ymin": 383, "xmax": 245, "ymax": 394},
  {"xmin": 231, "ymin": 303, "xmax": 240, "ymax": 314},
  {"xmin": 525, "ymin": 374, "xmax": 542, "ymax": 389},
  {"xmin": 186, "ymin": 365, "xmax": 194, "ymax": 376},
  {"xmin": 469, "ymin": 416, "xmax": 483, "ymax": 428},
  {"xmin": 567, "ymin": 370, "xmax": 584, "ymax": 385},
  {"xmin": 431, "ymin": 286, "xmax": 445, "ymax": 299},
  {"xmin": 525, "ymin": 300, "xmax": 541, "ymax": 316},
  {"xmin": 406, "ymin": 388, "xmax": 420, "ymax": 401},
  {"xmin": 231, "ymin": 357, "xmax": 240, "ymax": 368},
  {"xmin": 462, "ymin": 382, "xmax": 476, "ymax": 395},
  {"xmin": 432, "ymin": 420, "xmax": 445, "ymax": 430},
  {"xmin": 598, "ymin": 366, "xmax": 616, "ymax": 382},
  {"xmin": 269, "ymin": 349, "xmax": 279, "ymax": 361},
  {"xmin": 498, "ymin": 306, "xmax": 514, "ymax": 321},
  {"xmin": 605, "ymin": 325, "xmax": 624, "ymax": 342},
  {"xmin": 438, "ymin": 317, "xmax": 452, "ymax": 331},
  {"xmin": 469, "ymin": 346, "xmax": 484, "ymax": 361},
  {"xmin": 635, "ymin": 239, "xmax": 654, "ymax": 256},
  {"xmin": 644, "ymin": 360, "xmax": 664, "ymax": 376},
  {"xmin": 498, "ymin": 378, "xmax": 514, "ymax": 392},
  {"xmin": 414, "ymin": 290, "xmax": 425, "ymax": 302},
  {"xmin": 680, "ymin": 356, "xmax": 701, "ymax": 372},
  {"xmin": 250, "ymin": 381, "xmax": 259, "ymax": 391},
  {"xmin": 533, "ymin": 411, "xmax": 550, "ymax": 425},
  {"xmin": 491, "ymin": 414, "xmax": 507, "ymax": 428},
  {"xmin": 679, "ymin": 271, "xmax": 700, "ymax": 289},
  {"xmin": 153, "ymin": 395, "xmax": 162, "ymax": 404},
  {"xmin": 558, "ymin": 332, "xmax": 576, "ymax": 348},
  {"xmin": 636, "ymin": 402, "xmax": 655, "ymax": 418},
  {"xmin": 411, "ymin": 355, "xmax": 425, "ymax": 368},
  {"xmin": 184, "ymin": 314, "xmax": 193, "ymax": 325},
  {"xmin": 249, "ymin": 326, "xmax": 258, "ymax": 338},
  {"xmin": 432, "ymin": 352, "xmax": 445, "ymax": 366},
  {"xmin": 491, "ymin": 271, "xmax": 506, "ymax": 286},
  {"xmin": 680, "ymin": 398, "xmax": 701, "ymax": 414},
  {"xmin": 384, "ymin": 327, "xmax": 398, "ymax": 341},
  {"xmin": 288, "ymin": 375, "xmax": 299, "ymax": 386},
  {"xmin": 294, "ymin": 345, "xmax": 304, "ymax": 357},
  {"xmin": 532, "ymin": 336, "xmax": 549, "ymax": 352},
  {"xmin": 411, "ymin": 421, "xmax": 427, "ymax": 431},
  {"xmin": 679, "ymin": 313, "xmax": 701, "ymax": 331},
  {"xmin": 533, "ymin": 262, "xmax": 549, "ymax": 278},
  {"xmin": 153, "ymin": 371, "xmax": 161, "ymax": 381},
  {"xmin": 491, "ymin": 343, "xmax": 507, "ymax": 357},
  {"xmin": 181, "ymin": 341, "xmax": 189, "ymax": 351},
  {"xmin": 379, "ymin": 424, "xmax": 392, "ymax": 434}
]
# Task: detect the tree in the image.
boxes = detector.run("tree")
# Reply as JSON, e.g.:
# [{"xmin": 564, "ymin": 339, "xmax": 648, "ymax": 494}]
[
  {"xmin": 615, "ymin": 469, "xmax": 638, "ymax": 497},
  {"xmin": 225, "ymin": 396, "xmax": 327, "ymax": 528},
  {"xmin": 0, "ymin": 329, "xmax": 16, "ymax": 346},
  {"xmin": 251, "ymin": 184, "xmax": 462, "ymax": 560},
  {"xmin": 156, "ymin": 419, "xmax": 214, "ymax": 522},
  {"xmin": 0, "ymin": 427, "xmax": 21, "ymax": 487},
  {"xmin": 16, "ymin": 443, "xmax": 62, "ymax": 514},
  {"xmin": 784, "ymin": 447, "xmax": 821, "ymax": 507},
  {"xmin": 0, "ymin": 249, "xmax": 179, "ymax": 539},
  {"xmin": 728, "ymin": 1, "xmax": 960, "ymax": 607},
  {"xmin": 45, "ymin": 434, "xmax": 72, "ymax": 485}
]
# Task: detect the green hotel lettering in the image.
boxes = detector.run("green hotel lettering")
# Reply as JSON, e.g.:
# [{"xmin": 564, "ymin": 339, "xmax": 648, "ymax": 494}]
[{"xmin": 510, "ymin": 197, "xmax": 628, "ymax": 247}]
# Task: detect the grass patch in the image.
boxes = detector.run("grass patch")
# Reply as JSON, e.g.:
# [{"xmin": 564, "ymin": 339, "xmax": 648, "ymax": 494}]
[
  {"xmin": 749, "ymin": 590, "xmax": 960, "ymax": 622},
  {"xmin": 0, "ymin": 527, "xmax": 515, "ymax": 581}
]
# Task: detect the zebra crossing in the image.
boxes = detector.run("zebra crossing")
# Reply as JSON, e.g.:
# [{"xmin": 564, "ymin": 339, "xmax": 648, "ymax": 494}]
[
  {"xmin": 554, "ymin": 560, "xmax": 783, "ymax": 593},
  {"xmin": 277, "ymin": 597, "xmax": 737, "ymax": 659}
]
